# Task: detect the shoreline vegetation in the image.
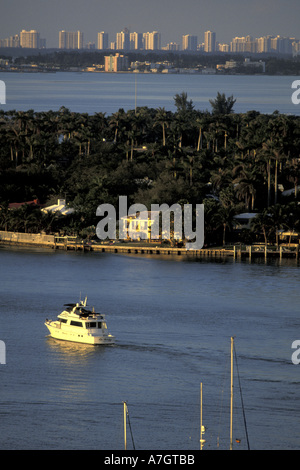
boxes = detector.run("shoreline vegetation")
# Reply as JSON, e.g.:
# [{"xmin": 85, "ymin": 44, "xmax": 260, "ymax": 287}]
[
  {"xmin": 1, "ymin": 50, "xmax": 300, "ymax": 75},
  {"xmin": 1, "ymin": 91, "xmax": 300, "ymax": 255}
]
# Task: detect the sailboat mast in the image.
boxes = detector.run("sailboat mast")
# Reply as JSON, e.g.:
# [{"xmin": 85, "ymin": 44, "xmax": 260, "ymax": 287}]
[
  {"xmin": 230, "ymin": 337, "xmax": 234, "ymax": 450},
  {"xmin": 123, "ymin": 401, "xmax": 127, "ymax": 450},
  {"xmin": 200, "ymin": 383, "xmax": 203, "ymax": 450}
]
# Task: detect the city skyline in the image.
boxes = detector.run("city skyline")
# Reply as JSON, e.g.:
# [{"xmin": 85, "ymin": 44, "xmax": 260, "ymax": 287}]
[
  {"xmin": 1, "ymin": 27, "xmax": 299, "ymax": 55},
  {"xmin": 0, "ymin": 0, "xmax": 299, "ymax": 49}
]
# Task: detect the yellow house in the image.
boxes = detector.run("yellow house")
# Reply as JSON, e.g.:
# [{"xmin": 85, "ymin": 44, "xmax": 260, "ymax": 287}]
[
  {"xmin": 121, "ymin": 211, "xmax": 160, "ymax": 241},
  {"xmin": 120, "ymin": 209, "xmax": 184, "ymax": 243}
]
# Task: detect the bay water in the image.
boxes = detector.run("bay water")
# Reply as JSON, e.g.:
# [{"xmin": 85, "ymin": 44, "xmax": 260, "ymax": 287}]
[
  {"xmin": 0, "ymin": 246, "xmax": 299, "ymax": 450},
  {"xmin": 1, "ymin": 71, "xmax": 299, "ymax": 116}
]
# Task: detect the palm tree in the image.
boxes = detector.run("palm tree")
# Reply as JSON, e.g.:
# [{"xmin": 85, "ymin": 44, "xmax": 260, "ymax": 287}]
[
  {"xmin": 259, "ymin": 139, "xmax": 284, "ymax": 206},
  {"xmin": 214, "ymin": 187, "xmax": 239, "ymax": 246},
  {"xmin": 173, "ymin": 92, "xmax": 194, "ymax": 113},
  {"xmin": 165, "ymin": 149, "xmax": 183, "ymax": 179},
  {"xmin": 233, "ymin": 160, "xmax": 258, "ymax": 211},
  {"xmin": 181, "ymin": 150, "xmax": 201, "ymax": 187},
  {"xmin": 250, "ymin": 209, "xmax": 272, "ymax": 245},
  {"xmin": 154, "ymin": 107, "xmax": 170, "ymax": 147},
  {"xmin": 284, "ymin": 158, "xmax": 300, "ymax": 198},
  {"xmin": 268, "ymin": 204, "xmax": 289, "ymax": 248},
  {"xmin": 209, "ymin": 92, "xmax": 236, "ymax": 115},
  {"xmin": 108, "ymin": 109, "xmax": 126, "ymax": 144}
]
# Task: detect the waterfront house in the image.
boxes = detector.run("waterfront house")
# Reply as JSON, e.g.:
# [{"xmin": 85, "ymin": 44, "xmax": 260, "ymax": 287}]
[
  {"xmin": 41, "ymin": 199, "xmax": 74, "ymax": 216},
  {"xmin": 120, "ymin": 211, "xmax": 160, "ymax": 241},
  {"xmin": 120, "ymin": 209, "xmax": 184, "ymax": 243},
  {"xmin": 233, "ymin": 213, "xmax": 258, "ymax": 230}
]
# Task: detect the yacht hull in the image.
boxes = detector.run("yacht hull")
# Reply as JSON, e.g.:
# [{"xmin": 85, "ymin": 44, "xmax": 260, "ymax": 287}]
[{"xmin": 45, "ymin": 321, "xmax": 115, "ymax": 345}]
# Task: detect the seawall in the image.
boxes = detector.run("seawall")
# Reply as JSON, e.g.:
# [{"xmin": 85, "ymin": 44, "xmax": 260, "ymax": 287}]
[{"xmin": 0, "ymin": 231, "xmax": 299, "ymax": 260}]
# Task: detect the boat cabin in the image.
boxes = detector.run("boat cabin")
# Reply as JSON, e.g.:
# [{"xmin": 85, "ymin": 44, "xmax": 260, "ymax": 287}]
[
  {"xmin": 58, "ymin": 316, "xmax": 107, "ymax": 330},
  {"xmin": 57, "ymin": 303, "xmax": 108, "ymax": 331}
]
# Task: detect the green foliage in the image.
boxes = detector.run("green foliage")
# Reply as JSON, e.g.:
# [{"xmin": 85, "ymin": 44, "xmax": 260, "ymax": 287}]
[
  {"xmin": 0, "ymin": 99, "xmax": 300, "ymax": 246},
  {"xmin": 209, "ymin": 92, "xmax": 236, "ymax": 115},
  {"xmin": 174, "ymin": 92, "xmax": 194, "ymax": 113}
]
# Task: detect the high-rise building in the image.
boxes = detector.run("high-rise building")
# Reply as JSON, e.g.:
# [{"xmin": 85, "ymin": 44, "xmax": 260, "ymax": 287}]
[
  {"xmin": 293, "ymin": 40, "xmax": 300, "ymax": 57},
  {"xmin": 104, "ymin": 53, "xmax": 129, "ymax": 72},
  {"xmin": 165, "ymin": 42, "xmax": 180, "ymax": 51},
  {"xmin": 256, "ymin": 36, "xmax": 271, "ymax": 53},
  {"xmin": 218, "ymin": 43, "xmax": 229, "ymax": 52},
  {"xmin": 230, "ymin": 36, "xmax": 254, "ymax": 52},
  {"xmin": 9, "ymin": 35, "xmax": 20, "ymax": 47},
  {"xmin": 130, "ymin": 32, "xmax": 143, "ymax": 50},
  {"xmin": 59, "ymin": 31, "xmax": 84, "ymax": 49},
  {"xmin": 20, "ymin": 30, "xmax": 40, "ymax": 48},
  {"xmin": 97, "ymin": 32, "xmax": 109, "ymax": 50},
  {"xmin": 143, "ymin": 31, "xmax": 161, "ymax": 50},
  {"xmin": 116, "ymin": 29, "xmax": 130, "ymax": 50},
  {"xmin": 204, "ymin": 30, "xmax": 216, "ymax": 52},
  {"xmin": 182, "ymin": 35, "xmax": 198, "ymax": 51},
  {"xmin": 270, "ymin": 36, "xmax": 293, "ymax": 54}
]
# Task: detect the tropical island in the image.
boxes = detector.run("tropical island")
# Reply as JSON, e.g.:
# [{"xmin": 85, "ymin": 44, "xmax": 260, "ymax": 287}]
[{"xmin": 0, "ymin": 92, "xmax": 300, "ymax": 250}]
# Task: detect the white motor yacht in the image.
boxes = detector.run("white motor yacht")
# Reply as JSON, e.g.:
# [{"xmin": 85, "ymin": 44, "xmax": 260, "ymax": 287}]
[{"xmin": 45, "ymin": 298, "xmax": 115, "ymax": 345}]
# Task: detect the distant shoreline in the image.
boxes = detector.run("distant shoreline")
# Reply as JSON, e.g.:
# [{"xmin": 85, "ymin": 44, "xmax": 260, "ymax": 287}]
[{"xmin": 1, "ymin": 232, "xmax": 299, "ymax": 262}]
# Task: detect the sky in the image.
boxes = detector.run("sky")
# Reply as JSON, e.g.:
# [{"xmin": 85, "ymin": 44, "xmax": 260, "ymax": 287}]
[{"xmin": 1, "ymin": 0, "xmax": 299, "ymax": 48}]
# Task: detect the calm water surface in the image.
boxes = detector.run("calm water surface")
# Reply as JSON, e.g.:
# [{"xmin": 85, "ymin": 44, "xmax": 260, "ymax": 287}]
[
  {"xmin": 0, "ymin": 247, "xmax": 299, "ymax": 450},
  {"xmin": 1, "ymin": 71, "xmax": 299, "ymax": 116}
]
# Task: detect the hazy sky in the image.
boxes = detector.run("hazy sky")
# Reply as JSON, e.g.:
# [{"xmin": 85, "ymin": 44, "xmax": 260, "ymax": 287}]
[{"xmin": 1, "ymin": 0, "xmax": 299, "ymax": 48}]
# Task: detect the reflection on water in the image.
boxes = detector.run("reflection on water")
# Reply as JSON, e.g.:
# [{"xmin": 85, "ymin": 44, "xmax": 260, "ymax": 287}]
[{"xmin": 45, "ymin": 336, "xmax": 108, "ymax": 361}]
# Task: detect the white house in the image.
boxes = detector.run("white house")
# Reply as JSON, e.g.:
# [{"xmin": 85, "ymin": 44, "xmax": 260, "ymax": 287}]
[
  {"xmin": 41, "ymin": 199, "xmax": 74, "ymax": 216},
  {"xmin": 233, "ymin": 213, "xmax": 258, "ymax": 230}
]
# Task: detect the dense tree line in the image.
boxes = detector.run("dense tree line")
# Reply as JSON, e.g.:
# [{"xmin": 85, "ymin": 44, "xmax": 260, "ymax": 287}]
[{"xmin": 0, "ymin": 93, "xmax": 300, "ymax": 246}]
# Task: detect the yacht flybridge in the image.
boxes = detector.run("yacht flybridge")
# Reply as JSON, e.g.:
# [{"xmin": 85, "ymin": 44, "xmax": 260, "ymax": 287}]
[{"xmin": 45, "ymin": 297, "xmax": 115, "ymax": 345}]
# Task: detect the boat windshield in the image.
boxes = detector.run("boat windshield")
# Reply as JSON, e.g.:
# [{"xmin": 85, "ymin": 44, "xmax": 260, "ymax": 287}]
[
  {"xmin": 70, "ymin": 320, "xmax": 83, "ymax": 327},
  {"xmin": 86, "ymin": 322, "xmax": 105, "ymax": 329}
]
